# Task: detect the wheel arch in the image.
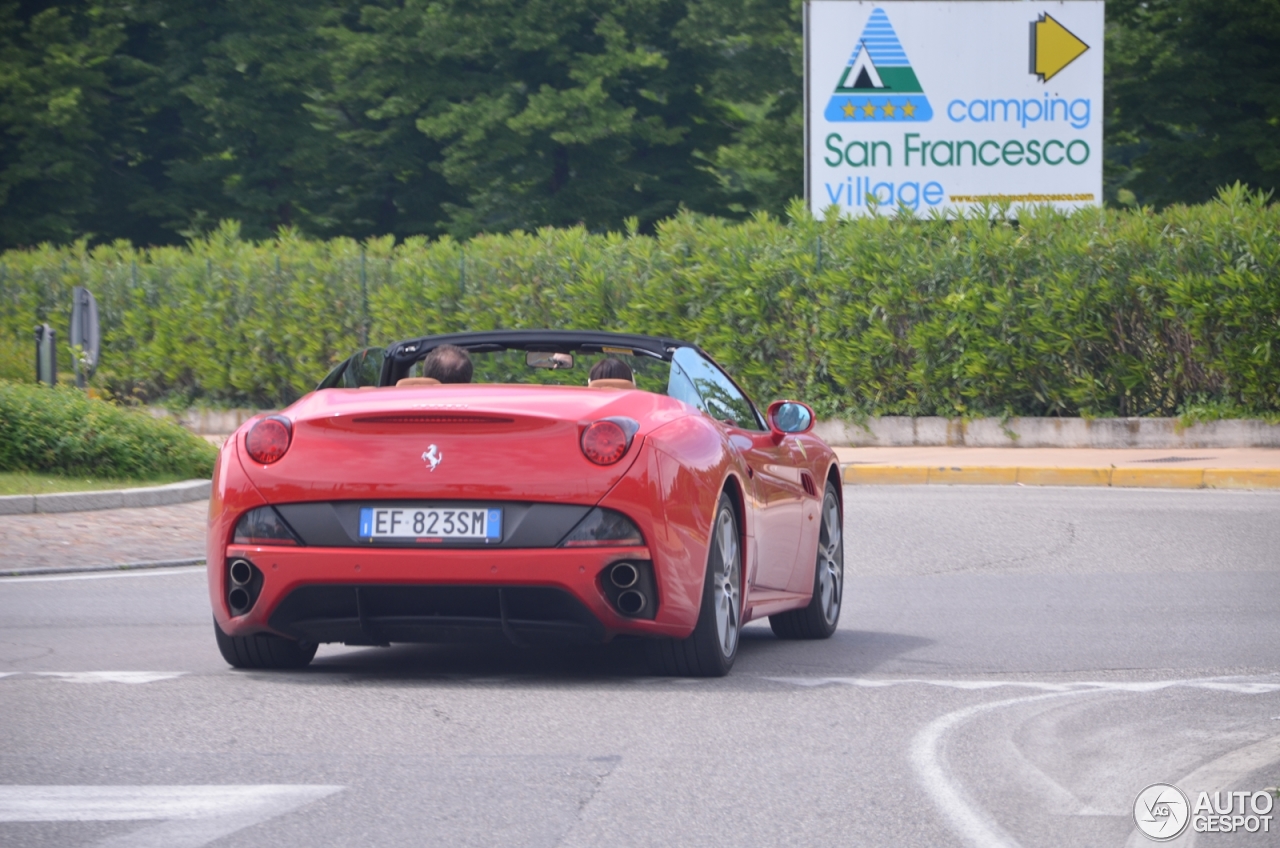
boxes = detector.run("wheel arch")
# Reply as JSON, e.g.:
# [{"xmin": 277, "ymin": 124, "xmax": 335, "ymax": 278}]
[{"xmin": 825, "ymin": 462, "xmax": 843, "ymax": 507}]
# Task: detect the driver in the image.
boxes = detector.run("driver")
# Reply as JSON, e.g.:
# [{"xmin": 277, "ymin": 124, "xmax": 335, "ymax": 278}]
[
  {"xmin": 589, "ymin": 357, "xmax": 633, "ymax": 384},
  {"xmin": 422, "ymin": 344, "xmax": 473, "ymax": 383}
]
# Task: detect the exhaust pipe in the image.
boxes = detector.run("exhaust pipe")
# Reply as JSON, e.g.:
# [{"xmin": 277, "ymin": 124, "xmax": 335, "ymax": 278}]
[
  {"xmin": 228, "ymin": 586, "xmax": 252, "ymax": 614},
  {"xmin": 609, "ymin": 562, "xmax": 639, "ymax": 589},
  {"xmin": 229, "ymin": 558, "xmax": 253, "ymax": 586},
  {"xmin": 616, "ymin": 589, "xmax": 646, "ymax": 616}
]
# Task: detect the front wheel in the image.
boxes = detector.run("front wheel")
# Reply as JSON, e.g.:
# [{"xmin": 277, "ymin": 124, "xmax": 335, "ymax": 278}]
[
  {"xmin": 214, "ymin": 618, "xmax": 317, "ymax": 669},
  {"xmin": 648, "ymin": 493, "xmax": 742, "ymax": 677},
  {"xmin": 770, "ymin": 481, "xmax": 843, "ymax": 639}
]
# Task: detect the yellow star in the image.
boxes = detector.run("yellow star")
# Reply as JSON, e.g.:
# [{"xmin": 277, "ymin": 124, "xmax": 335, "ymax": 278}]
[
  {"xmin": 882, "ymin": 101, "xmax": 897, "ymax": 118},
  {"xmin": 842, "ymin": 100, "xmax": 856, "ymax": 118},
  {"xmin": 902, "ymin": 99, "xmax": 916, "ymax": 118},
  {"xmin": 862, "ymin": 100, "xmax": 876, "ymax": 117}
]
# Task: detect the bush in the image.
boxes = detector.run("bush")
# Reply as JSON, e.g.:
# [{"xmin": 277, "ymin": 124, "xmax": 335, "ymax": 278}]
[
  {"xmin": 0, "ymin": 185, "xmax": 1276, "ymax": 418},
  {"xmin": 0, "ymin": 381, "xmax": 216, "ymax": 479}
]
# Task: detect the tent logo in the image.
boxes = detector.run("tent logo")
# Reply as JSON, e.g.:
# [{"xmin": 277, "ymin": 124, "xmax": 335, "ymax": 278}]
[{"xmin": 825, "ymin": 7, "xmax": 933, "ymax": 122}]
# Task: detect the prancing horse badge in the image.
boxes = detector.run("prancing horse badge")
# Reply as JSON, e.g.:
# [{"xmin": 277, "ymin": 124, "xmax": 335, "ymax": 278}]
[{"xmin": 422, "ymin": 445, "xmax": 442, "ymax": 472}]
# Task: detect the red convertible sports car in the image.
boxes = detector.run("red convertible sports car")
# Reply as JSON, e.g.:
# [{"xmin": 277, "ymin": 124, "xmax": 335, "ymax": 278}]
[{"xmin": 208, "ymin": 330, "xmax": 843, "ymax": 676}]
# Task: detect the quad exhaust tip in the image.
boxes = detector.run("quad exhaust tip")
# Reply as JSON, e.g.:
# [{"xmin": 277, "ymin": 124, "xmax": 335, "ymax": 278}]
[
  {"xmin": 609, "ymin": 562, "xmax": 639, "ymax": 589},
  {"xmin": 228, "ymin": 586, "xmax": 251, "ymax": 613},
  {"xmin": 227, "ymin": 558, "xmax": 257, "ymax": 615},
  {"xmin": 229, "ymin": 558, "xmax": 254, "ymax": 586},
  {"xmin": 616, "ymin": 589, "xmax": 646, "ymax": 615}
]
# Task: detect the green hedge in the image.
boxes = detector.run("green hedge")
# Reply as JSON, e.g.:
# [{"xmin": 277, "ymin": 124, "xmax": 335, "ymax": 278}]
[
  {"xmin": 0, "ymin": 381, "xmax": 216, "ymax": 479},
  {"xmin": 1, "ymin": 185, "xmax": 1277, "ymax": 418}
]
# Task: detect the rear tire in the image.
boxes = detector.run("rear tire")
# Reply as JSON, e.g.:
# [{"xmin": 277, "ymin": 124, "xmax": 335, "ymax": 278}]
[
  {"xmin": 647, "ymin": 493, "xmax": 742, "ymax": 677},
  {"xmin": 769, "ymin": 481, "xmax": 843, "ymax": 640},
  {"xmin": 214, "ymin": 618, "xmax": 317, "ymax": 669}
]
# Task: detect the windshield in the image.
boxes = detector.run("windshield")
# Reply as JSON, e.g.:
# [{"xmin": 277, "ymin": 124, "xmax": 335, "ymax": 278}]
[{"xmin": 406, "ymin": 348, "xmax": 672, "ymax": 394}]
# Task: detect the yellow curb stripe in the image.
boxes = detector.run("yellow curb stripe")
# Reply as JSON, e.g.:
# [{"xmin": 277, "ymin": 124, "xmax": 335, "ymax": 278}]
[
  {"xmin": 1110, "ymin": 467, "xmax": 1205, "ymax": 488},
  {"xmin": 841, "ymin": 464, "xmax": 1280, "ymax": 488},
  {"xmin": 927, "ymin": 466, "xmax": 1018, "ymax": 485},
  {"xmin": 1016, "ymin": 467, "xmax": 1112, "ymax": 487},
  {"xmin": 843, "ymin": 465, "xmax": 929, "ymax": 485},
  {"xmin": 1203, "ymin": 469, "xmax": 1280, "ymax": 489}
]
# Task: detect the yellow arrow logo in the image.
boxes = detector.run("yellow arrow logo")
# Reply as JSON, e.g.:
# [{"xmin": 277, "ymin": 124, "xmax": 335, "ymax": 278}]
[{"xmin": 1031, "ymin": 13, "xmax": 1089, "ymax": 82}]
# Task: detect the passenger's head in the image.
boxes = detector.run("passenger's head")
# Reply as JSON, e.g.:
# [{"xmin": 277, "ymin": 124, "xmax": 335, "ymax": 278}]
[
  {"xmin": 589, "ymin": 357, "xmax": 633, "ymax": 383},
  {"xmin": 422, "ymin": 344, "xmax": 473, "ymax": 384}
]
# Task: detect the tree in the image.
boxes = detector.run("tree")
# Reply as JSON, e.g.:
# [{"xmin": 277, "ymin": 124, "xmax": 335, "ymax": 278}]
[
  {"xmin": 323, "ymin": 0, "xmax": 731, "ymax": 237},
  {"xmin": 1106, "ymin": 0, "xmax": 1280, "ymax": 206},
  {"xmin": 0, "ymin": 0, "xmax": 170, "ymax": 247},
  {"xmin": 674, "ymin": 0, "xmax": 804, "ymax": 217}
]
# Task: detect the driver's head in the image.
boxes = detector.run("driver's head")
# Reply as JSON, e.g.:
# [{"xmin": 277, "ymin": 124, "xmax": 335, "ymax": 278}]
[
  {"xmin": 422, "ymin": 344, "xmax": 473, "ymax": 384},
  {"xmin": 589, "ymin": 357, "xmax": 633, "ymax": 382}
]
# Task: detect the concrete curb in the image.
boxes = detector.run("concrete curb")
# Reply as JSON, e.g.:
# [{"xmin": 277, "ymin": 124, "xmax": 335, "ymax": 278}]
[
  {"xmin": 816, "ymin": 417, "xmax": 1280, "ymax": 448},
  {"xmin": 0, "ymin": 558, "xmax": 205, "ymax": 578},
  {"xmin": 843, "ymin": 465, "xmax": 1280, "ymax": 489},
  {"xmin": 0, "ymin": 479, "xmax": 211, "ymax": 516}
]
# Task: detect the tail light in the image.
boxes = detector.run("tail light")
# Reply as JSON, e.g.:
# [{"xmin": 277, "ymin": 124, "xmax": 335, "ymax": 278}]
[
  {"xmin": 560, "ymin": 508, "xmax": 644, "ymax": 547},
  {"xmin": 233, "ymin": 506, "xmax": 301, "ymax": 546},
  {"xmin": 580, "ymin": 417, "xmax": 638, "ymax": 465},
  {"xmin": 245, "ymin": 416, "xmax": 292, "ymax": 464}
]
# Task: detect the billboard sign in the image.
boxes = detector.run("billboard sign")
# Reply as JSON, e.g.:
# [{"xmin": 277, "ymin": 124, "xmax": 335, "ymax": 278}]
[{"xmin": 806, "ymin": 1, "xmax": 1104, "ymax": 216}]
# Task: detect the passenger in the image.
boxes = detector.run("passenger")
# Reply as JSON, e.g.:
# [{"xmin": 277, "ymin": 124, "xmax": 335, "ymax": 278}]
[
  {"xmin": 588, "ymin": 357, "xmax": 634, "ymax": 386},
  {"xmin": 422, "ymin": 344, "xmax": 473, "ymax": 384}
]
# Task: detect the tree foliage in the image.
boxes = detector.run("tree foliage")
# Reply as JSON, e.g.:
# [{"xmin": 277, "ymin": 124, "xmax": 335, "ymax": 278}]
[
  {"xmin": 0, "ymin": 0, "xmax": 1275, "ymax": 249},
  {"xmin": 1105, "ymin": 0, "xmax": 1280, "ymax": 206}
]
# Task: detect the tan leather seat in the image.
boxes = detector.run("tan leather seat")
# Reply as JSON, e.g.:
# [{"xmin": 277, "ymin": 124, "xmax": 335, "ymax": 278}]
[
  {"xmin": 588, "ymin": 378, "xmax": 635, "ymax": 390},
  {"xmin": 396, "ymin": 377, "xmax": 441, "ymax": 387}
]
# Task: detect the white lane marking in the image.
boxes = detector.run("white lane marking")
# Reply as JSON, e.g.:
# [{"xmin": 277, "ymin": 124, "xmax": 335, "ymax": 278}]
[
  {"xmin": 816, "ymin": 676, "xmax": 1280, "ymax": 848},
  {"xmin": 765, "ymin": 676, "xmax": 1280, "ymax": 695},
  {"xmin": 32, "ymin": 672, "xmax": 186, "ymax": 684},
  {"xmin": 1122, "ymin": 733, "xmax": 1280, "ymax": 848},
  {"xmin": 0, "ymin": 566, "xmax": 205, "ymax": 585},
  {"xmin": 0, "ymin": 785, "xmax": 343, "ymax": 848},
  {"xmin": 910, "ymin": 691, "xmax": 1090, "ymax": 848}
]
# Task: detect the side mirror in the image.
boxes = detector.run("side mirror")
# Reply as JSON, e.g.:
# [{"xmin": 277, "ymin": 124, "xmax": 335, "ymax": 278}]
[{"xmin": 766, "ymin": 400, "xmax": 814, "ymax": 442}]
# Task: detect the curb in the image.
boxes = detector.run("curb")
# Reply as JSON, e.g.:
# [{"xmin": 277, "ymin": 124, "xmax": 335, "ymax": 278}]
[
  {"xmin": 0, "ymin": 558, "xmax": 205, "ymax": 578},
  {"xmin": 815, "ymin": 417, "xmax": 1280, "ymax": 449},
  {"xmin": 0, "ymin": 479, "xmax": 211, "ymax": 516},
  {"xmin": 842, "ymin": 465, "xmax": 1280, "ymax": 489}
]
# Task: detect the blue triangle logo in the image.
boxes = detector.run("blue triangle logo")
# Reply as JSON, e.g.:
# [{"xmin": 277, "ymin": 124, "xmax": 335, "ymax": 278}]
[{"xmin": 825, "ymin": 8, "xmax": 933, "ymax": 122}]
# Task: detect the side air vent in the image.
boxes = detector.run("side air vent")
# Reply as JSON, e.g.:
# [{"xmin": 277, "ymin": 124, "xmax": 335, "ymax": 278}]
[
  {"xmin": 800, "ymin": 472, "xmax": 818, "ymax": 497},
  {"xmin": 352, "ymin": 414, "xmax": 515, "ymax": 425}
]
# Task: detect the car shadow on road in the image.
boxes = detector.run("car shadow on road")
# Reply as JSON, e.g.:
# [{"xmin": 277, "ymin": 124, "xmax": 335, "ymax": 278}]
[
  {"xmin": 250, "ymin": 625, "xmax": 933, "ymax": 685},
  {"xmin": 736, "ymin": 625, "xmax": 934, "ymax": 677}
]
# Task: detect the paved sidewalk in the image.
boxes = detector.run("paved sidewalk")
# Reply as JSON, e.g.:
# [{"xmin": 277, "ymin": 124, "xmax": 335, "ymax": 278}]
[
  {"xmin": 834, "ymin": 446, "xmax": 1280, "ymax": 487},
  {"xmin": 0, "ymin": 501, "xmax": 207, "ymax": 575}
]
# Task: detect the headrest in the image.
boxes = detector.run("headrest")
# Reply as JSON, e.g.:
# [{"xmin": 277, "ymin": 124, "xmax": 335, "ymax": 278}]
[
  {"xmin": 396, "ymin": 377, "xmax": 441, "ymax": 387},
  {"xmin": 588, "ymin": 378, "xmax": 636, "ymax": 390}
]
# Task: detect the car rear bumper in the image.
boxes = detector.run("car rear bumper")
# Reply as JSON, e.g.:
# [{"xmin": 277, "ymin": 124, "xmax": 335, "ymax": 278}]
[{"xmin": 211, "ymin": 545, "xmax": 695, "ymax": 643}]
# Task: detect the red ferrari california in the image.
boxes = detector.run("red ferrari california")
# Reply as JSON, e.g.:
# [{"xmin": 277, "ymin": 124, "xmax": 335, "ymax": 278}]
[{"xmin": 208, "ymin": 330, "xmax": 844, "ymax": 676}]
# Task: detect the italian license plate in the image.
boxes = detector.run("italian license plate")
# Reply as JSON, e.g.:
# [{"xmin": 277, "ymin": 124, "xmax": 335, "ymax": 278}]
[{"xmin": 358, "ymin": 506, "xmax": 501, "ymax": 542}]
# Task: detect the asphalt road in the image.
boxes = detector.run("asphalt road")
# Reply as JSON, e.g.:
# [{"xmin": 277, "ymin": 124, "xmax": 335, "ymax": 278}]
[{"xmin": 2, "ymin": 486, "xmax": 1279, "ymax": 847}]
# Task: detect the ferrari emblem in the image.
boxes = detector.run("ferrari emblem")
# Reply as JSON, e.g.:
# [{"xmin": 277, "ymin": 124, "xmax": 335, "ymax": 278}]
[{"xmin": 421, "ymin": 445, "xmax": 442, "ymax": 472}]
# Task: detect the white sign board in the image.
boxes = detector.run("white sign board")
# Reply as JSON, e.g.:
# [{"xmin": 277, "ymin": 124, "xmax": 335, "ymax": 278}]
[{"xmin": 806, "ymin": 1, "xmax": 1104, "ymax": 216}]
